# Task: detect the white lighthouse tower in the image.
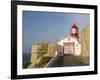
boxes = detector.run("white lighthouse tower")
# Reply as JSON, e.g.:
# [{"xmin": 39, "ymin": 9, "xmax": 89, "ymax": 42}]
[{"xmin": 57, "ymin": 24, "xmax": 81, "ymax": 56}]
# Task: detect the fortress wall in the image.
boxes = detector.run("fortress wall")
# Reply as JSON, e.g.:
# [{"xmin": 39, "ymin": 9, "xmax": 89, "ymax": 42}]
[
  {"xmin": 31, "ymin": 43, "xmax": 57, "ymax": 65},
  {"xmin": 80, "ymin": 25, "xmax": 90, "ymax": 58}
]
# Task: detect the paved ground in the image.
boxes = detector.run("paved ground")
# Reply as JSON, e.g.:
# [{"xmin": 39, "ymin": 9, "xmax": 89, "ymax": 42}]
[{"xmin": 46, "ymin": 55, "xmax": 88, "ymax": 67}]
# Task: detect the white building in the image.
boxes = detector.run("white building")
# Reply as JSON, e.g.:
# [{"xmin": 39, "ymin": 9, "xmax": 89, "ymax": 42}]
[{"xmin": 57, "ymin": 24, "xmax": 81, "ymax": 56}]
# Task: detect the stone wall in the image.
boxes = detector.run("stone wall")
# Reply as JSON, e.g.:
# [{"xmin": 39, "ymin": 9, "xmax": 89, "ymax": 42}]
[
  {"xmin": 31, "ymin": 44, "xmax": 38, "ymax": 64},
  {"xmin": 30, "ymin": 43, "xmax": 57, "ymax": 66},
  {"xmin": 46, "ymin": 43, "xmax": 57, "ymax": 57},
  {"xmin": 80, "ymin": 25, "xmax": 90, "ymax": 57}
]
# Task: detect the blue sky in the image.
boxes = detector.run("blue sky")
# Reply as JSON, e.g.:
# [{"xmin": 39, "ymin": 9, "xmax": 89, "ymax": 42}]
[{"xmin": 23, "ymin": 11, "xmax": 89, "ymax": 53}]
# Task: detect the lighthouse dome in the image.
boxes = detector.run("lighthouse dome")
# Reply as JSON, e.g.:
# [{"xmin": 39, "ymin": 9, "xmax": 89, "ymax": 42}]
[{"xmin": 72, "ymin": 24, "xmax": 78, "ymax": 29}]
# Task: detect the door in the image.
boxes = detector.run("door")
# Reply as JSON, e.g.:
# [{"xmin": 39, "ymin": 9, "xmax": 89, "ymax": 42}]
[{"xmin": 64, "ymin": 43, "xmax": 74, "ymax": 55}]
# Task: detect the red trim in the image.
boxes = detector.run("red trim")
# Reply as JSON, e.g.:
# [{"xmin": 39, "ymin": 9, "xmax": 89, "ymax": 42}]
[{"xmin": 71, "ymin": 33, "xmax": 78, "ymax": 38}]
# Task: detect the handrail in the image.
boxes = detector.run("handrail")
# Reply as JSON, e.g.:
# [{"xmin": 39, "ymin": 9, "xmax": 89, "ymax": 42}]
[
  {"xmin": 44, "ymin": 51, "xmax": 57, "ymax": 67},
  {"xmin": 44, "ymin": 56, "xmax": 57, "ymax": 67}
]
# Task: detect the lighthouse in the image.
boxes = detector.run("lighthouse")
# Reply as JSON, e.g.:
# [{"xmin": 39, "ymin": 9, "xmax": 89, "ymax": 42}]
[
  {"xmin": 70, "ymin": 24, "xmax": 79, "ymax": 40},
  {"xmin": 57, "ymin": 24, "xmax": 81, "ymax": 56}
]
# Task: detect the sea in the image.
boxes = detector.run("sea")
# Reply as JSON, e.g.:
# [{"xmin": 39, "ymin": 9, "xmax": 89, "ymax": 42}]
[{"xmin": 23, "ymin": 53, "xmax": 31, "ymax": 65}]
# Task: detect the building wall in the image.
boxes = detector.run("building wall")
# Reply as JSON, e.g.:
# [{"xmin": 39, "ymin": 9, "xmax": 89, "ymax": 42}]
[
  {"xmin": 46, "ymin": 43, "xmax": 57, "ymax": 57},
  {"xmin": 57, "ymin": 45, "xmax": 64, "ymax": 55},
  {"xmin": 75, "ymin": 43, "xmax": 81, "ymax": 56},
  {"xmin": 80, "ymin": 25, "xmax": 90, "ymax": 57},
  {"xmin": 31, "ymin": 44, "xmax": 38, "ymax": 64},
  {"xmin": 58, "ymin": 37, "xmax": 81, "ymax": 56}
]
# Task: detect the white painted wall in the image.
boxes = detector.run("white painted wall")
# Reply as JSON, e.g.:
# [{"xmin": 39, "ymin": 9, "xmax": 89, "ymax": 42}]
[
  {"xmin": 75, "ymin": 43, "xmax": 81, "ymax": 56},
  {"xmin": 58, "ymin": 37, "xmax": 81, "ymax": 55}
]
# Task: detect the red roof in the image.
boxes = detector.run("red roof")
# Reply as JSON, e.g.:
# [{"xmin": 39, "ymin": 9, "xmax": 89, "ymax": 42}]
[{"xmin": 72, "ymin": 24, "xmax": 78, "ymax": 29}]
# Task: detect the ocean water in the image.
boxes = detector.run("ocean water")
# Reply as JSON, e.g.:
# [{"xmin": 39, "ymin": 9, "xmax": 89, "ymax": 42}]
[{"xmin": 23, "ymin": 53, "xmax": 31, "ymax": 65}]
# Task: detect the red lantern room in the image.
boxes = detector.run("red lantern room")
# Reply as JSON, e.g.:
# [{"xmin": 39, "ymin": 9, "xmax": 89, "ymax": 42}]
[{"xmin": 70, "ymin": 24, "xmax": 79, "ymax": 39}]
